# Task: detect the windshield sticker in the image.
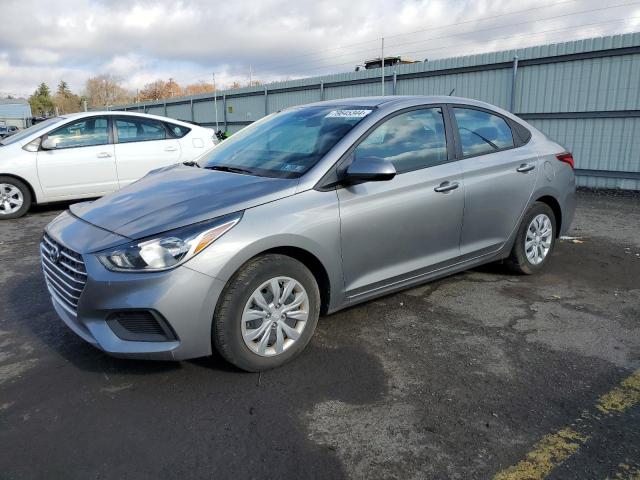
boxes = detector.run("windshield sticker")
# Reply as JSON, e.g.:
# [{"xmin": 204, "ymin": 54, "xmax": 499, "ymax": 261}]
[
  {"xmin": 281, "ymin": 164, "xmax": 306, "ymax": 172},
  {"xmin": 325, "ymin": 109, "xmax": 372, "ymax": 119}
]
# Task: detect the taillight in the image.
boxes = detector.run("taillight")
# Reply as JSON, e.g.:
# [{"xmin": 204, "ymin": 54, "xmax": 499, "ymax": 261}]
[{"xmin": 556, "ymin": 152, "xmax": 574, "ymax": 169}]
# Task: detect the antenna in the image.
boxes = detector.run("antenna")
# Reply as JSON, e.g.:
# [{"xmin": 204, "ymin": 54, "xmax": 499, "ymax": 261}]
[{"xmin": 448, "ymin": 88, "xmax": 456, "ymax": 96}]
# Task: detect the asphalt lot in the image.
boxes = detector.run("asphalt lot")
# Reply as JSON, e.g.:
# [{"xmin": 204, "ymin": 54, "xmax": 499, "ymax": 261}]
[{"xmin": 0, "ymin": 189, "xmax": 639, "ymax": 480}]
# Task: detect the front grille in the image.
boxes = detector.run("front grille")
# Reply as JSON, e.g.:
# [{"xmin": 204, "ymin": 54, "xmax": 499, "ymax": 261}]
[
  {"xmin": 40, "ymin": 233, "xmax": 87, "ymax": 316},
  {"xmin": 106, "ymin": 311, "xmax": 177, "ymax": 342}
]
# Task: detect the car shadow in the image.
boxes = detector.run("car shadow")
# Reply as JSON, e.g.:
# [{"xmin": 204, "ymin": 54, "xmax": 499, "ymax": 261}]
[
  {"xmin": 6, "ymin": 269, "xmax": 180, "ymax": 376},
  {"xmin": 6, "ymin": 258, "xmax": 371, "ymax": 382},
  {"xmin": 4, "ymin": 260, "xmax": 388, "ymax": 480}
]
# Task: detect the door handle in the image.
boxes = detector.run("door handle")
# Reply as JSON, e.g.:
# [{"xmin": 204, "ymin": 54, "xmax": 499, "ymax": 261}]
[
  {"xmin": 96, "ymin": 152, "xmax": 112, "ymax": 158},
  {"xmin": 164, "ymin": 146, "xmax": 178, "ymax": 152},
  {"xmin": 434, "ymin": 181, "xmax": 460, "ymax": 193},
  {"xmin": 516, "ymin": 163, "xmax": 535, "ymax": 173}
]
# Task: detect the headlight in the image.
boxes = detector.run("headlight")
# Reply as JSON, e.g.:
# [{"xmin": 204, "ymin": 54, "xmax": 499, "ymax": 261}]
[{"xmin": 97, "ymin": 212, "xmax": 242, "ymax": 272}]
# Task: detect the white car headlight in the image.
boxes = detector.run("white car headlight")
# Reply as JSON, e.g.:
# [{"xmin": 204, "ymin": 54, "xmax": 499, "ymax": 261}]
[{"xmin": 97, "ymin": 212, "xmax": 242, "ymax": 272}]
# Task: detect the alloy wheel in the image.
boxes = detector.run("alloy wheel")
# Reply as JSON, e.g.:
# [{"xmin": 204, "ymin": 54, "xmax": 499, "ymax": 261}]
[
  {"xmin": 525, "ymin": 213, "xmax": 553, "ymax": 265},
  {"xmin": 0, "ymin": 183, "xmax": 24, "ymax": 215}
]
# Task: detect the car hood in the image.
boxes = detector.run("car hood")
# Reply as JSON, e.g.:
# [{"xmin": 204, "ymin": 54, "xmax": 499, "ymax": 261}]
[{"xmin": 70, "ymin": 164, "xmax": 299, "ymax": 239}]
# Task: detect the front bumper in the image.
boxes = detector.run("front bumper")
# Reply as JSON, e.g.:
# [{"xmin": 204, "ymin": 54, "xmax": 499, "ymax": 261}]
[{"xmin": 42, "ymin": 212, "xmax": 225, "ymax": 361}]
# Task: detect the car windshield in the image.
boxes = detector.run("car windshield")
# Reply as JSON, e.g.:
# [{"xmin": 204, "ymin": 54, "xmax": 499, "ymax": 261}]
[
  {"xmin": 199, "ymin": 105, "xmax": 374, "ymax": 178},
  {"xmin": 0, "ymin": 117, "xmax": 63, "ymax": 146}
]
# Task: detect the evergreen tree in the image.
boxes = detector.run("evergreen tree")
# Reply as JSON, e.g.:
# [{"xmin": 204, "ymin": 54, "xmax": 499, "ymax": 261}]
[
  {"xmin": 54, "ymin": 80, "xmax": 82, "ymax": 114},
  {"xmin": 57, "ymin": 80, "xmax": 72, "ymax": 97},
  {"xmin": 28, "ymin": 83, "xmax": 54, "ymax": 116}
]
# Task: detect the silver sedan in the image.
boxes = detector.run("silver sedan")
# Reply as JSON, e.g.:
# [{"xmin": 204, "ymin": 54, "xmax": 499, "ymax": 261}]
[{"xmin": 41, "ymin": 96, "xmax": 575, "ymax": 371}]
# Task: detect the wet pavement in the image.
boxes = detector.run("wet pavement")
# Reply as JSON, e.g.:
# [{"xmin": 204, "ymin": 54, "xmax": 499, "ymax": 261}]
[{"xmin": 0, "ymin": 190, "xmax": 638, "ymax": 479}]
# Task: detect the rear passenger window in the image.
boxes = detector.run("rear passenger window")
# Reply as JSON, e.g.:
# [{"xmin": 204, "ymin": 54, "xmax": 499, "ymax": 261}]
[
  {"xmin": 166, "ymin": 123, "xmax": 191, "ymax": 138},
  {"xmin": 355, "ymin": 107, "xmax": 448, "ymax": 173},
  {"xmin": 116, "ymin": 118, "xmax": 167, "ymax": 143},
  {"xmin": 453, "ymin": 108, "xmax": 514, "ymax": 157}
]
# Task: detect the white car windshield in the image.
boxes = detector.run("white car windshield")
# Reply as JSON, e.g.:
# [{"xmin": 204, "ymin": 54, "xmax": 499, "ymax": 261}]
[{"xmin": 0, "ymin": 117, "xmax": 63, "ymax": 146}]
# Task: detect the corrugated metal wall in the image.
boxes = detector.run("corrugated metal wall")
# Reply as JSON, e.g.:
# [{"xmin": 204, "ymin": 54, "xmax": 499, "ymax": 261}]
[
  {"xmin": 114, "ymin": 32, "xmax": 640, "ymax": 189},
  {"xmin": 0, "ymin": 101, "xmax": 33, "ymax": 129}
]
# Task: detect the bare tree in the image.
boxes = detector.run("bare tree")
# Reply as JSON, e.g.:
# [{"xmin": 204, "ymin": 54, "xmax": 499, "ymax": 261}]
[
  {"xmin": 138, "ymin": 78, "xmax": 186, "ymax": 101},
  {"xmin": 84, "ymin": 74, "xmax": 132, "ymax": 108},
  {"xmin": 183, "ymin": 81, "xmax": 215, "ymax": 96},
  {"xmin": 139, "ymin": 80, "xmax": 167, "ymax": 101}
]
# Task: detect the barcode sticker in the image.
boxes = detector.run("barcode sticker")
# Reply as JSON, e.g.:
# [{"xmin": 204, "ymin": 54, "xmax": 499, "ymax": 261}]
[{"xmin": 325, "ymin": 109, "xmax": 372, "ymax": 118}]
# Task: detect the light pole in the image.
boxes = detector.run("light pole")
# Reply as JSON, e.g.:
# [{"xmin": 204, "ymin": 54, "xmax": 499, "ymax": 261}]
[
  {"xmin": 212, "ymin": 72, "xmax": 219, "ymax": 131},
  {"xmin": 381, "ymin": 36, "xmax": 385, "ymax": 96}
]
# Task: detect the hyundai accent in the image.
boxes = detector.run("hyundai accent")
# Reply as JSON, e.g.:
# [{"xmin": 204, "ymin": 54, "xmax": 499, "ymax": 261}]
[{"xmin": 40, "ymin": 96, "xmax": 575, "ymax": 371}]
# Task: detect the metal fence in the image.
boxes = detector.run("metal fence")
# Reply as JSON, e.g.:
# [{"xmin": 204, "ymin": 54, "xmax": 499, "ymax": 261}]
[{"xmin": 114, "ymin": 32, "xmax": 640, "ymax": 190}]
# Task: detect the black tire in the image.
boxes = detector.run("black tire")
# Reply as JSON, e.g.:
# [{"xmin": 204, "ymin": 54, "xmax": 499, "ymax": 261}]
[
  {"xmin": 0, "ymin": 176, "xmax": 32, "ymax": 220},
  {"xmin": 213, "ymin": 254, "xmax": 321, "ymax": 372},
  {"xmin": 505, "ymin": 202, "xmax": 557, "ymax": 275}
]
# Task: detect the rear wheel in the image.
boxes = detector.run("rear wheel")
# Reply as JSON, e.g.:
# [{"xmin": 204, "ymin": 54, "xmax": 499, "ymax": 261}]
[
  {"xmin": 505, "ymin": 202, "xmax": 556, "ymax": 274},
  {"xmin": 0, "ymin": 176, "xmax": 31, "ymax": 220},
  {"xmin": 213, "ymin": 254, "xmax": 321, "ymax": 372}
]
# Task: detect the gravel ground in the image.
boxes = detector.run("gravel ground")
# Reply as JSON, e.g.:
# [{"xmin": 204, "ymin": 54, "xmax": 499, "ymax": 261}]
[{"xmin": 0, "ymin": 190, "xmax": 638, "ymax": 480}]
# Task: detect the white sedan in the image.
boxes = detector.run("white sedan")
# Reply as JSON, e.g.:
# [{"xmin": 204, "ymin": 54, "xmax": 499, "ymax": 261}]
[{"xmin": 0, "ymin": 111, "xmax": 217, "ymax": 219}]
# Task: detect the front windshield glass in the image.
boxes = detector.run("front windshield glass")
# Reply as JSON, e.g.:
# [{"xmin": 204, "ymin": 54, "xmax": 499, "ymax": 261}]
[
  {"xmin": 0, "ymin": 117, "xmax": 63, "ymax": 146},
  {"xmin": 200, "ymin": 105, "xmax": 374, "ymax": 178}
]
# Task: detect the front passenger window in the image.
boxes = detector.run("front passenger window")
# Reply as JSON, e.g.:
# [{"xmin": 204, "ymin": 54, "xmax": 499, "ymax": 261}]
[
  {"xmin": 47, "ymin": 117, "xmax": 109, "ymax": 148},
  {"xmin": 355, "ymin": 107, "xmax": 448, "ymax": 173}
]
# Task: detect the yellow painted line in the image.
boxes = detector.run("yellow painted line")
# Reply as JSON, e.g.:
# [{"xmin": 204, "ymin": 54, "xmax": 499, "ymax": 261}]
[
  {"xmin": 608, "ymin": 462, "xmax": 640, "ymax": 480},
  {"xmin": 493, "ymin": 428, "xmax": 589, "ymax": 480},
  {"xmin": 493, "ymin": 369, "xmax": 640, "ymax": 480},
  {"xmin": 597, "ymin": 370, "xmax": 640, "ymax": 415}
]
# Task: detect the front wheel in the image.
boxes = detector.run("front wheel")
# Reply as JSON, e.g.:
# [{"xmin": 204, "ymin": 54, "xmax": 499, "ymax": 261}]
[
  {"xmin": 0, "ymin": 176, "xmax": 32, "ymax": 220},
  {"xmin": 212, "ymin": 254, "xmax": 321, "ymax": 372},
  {"xmin": 505, "ymin": 202, "xmax": 556, "ymax": 274}
]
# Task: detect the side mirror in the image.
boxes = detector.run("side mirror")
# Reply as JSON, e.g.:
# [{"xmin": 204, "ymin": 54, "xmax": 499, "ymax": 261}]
[
  {"xmin": 344, "ymin": 156, "xmax": 396, "ymax": 183},
  {"xmin": 41, "ymin": 137, "xmax": 59, "ymax": 150}
]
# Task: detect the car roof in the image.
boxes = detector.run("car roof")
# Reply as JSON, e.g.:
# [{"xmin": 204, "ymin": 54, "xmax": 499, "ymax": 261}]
[
  {"xmin": 299, "ymin": 95, "xmax": 519, "ymax": 122},
  {"xmin": 299, "ymin": 95, "xmax": 504, "ymax": 110},
  {"xmin": 56, "ymin": 110, "xmax": 201, "ymax": 128}
]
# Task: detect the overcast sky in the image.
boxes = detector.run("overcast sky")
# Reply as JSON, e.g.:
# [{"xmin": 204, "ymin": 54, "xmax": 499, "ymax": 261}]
[{"xmin": 1, "ymin": 0, "xmax": 639, "ymax": 97}]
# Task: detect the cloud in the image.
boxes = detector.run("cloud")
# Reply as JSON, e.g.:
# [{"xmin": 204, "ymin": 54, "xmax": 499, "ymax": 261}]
[{"xmin": 0, "ymin": 0, "xmax": 638, "ymax": 98}]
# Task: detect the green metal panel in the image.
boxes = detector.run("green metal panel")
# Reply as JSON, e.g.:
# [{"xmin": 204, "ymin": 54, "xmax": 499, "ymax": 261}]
[
  {"xmin": 146, "ymin": 105, "xmax": 165, "ymax": 116},
  {"xmin": 267, "ymin": 88, "xmax": 322, "ymax": 113},
  {"xmin": 225, "ymin": 94, "xmax": 265, "ymax": 124},
  {"xmin": 396, "ymin": 69, "xmax": 512, "ymax": 109},
  {"xmin": 165, "ymin": 103, "xmax": 191, "ymax": 121},
  {"xmin": 192, "ymin": 99, "xmax": 224, "ymax": 125},
  {"xmin": 517, "ymin": 54, "xmax": 640, "ymax": 113},
  {"xmin": 529, "ymin": 117, "xmax": 640, "ymax": 190}
]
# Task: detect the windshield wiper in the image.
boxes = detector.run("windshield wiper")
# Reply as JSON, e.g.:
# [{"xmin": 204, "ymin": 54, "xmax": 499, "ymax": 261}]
[{"xmin": 205, "ymin": 165, "xmax": 257, "ymax": 175}]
